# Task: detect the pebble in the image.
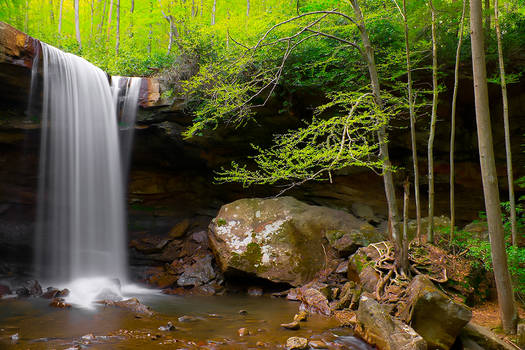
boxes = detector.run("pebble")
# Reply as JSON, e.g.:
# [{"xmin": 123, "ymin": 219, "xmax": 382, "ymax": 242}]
[
  {"xmin": 239, "ymin": 309, "xmax": 248, "ymax": 315},
  {"xmin": 178, "ymin": 315, "xmax": 198, "ymax": 322},
  {"xmin": 286, "ymin": 336, "xmax": 308, "ymax": 350},
  {"xmin": 309, "ymin": 340, "xmax": 328, "ymax": 349},
  {"xmin": 238, "ymin": 327, "xmax": 250, "ymax": 336},
  {"xmin": 280, "ymin": 321, "xmax": 300, "ymax": 330},
  {"xmin": 158, "ymin": 321, "xmax": 176, "ymax": 331},
  {"xmin": 293, "ymin": 310, "xmax": 308, "ymax": 322}
]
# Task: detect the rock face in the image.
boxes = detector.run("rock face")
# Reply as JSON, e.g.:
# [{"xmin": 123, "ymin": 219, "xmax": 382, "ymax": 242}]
[
  {"xmin": 460, "ymin": 322, "xmax": 516, "ymax": 350},
  {"xmin": 401, "ymin": 275, "xmax": 472, "ymax": 350},
  {"xmin": 208, "ymin": 197, "xmax": 381, "ymax": 286},
  {"xmin": 356, "ymin": 295, "xmax": 427, "ymax": 350}
]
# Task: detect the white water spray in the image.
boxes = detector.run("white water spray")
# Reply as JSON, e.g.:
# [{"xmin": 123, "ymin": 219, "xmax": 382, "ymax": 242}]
[{"xmin": 35, "ymin": 43, "xmax": 145, "ymax": 307}]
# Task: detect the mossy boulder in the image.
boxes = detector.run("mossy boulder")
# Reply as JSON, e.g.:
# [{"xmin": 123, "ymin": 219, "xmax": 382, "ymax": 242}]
[
  {"xmin": 400, "ymin": 275, "xmax": 472, "ymax": 350},
  {"xmin": 208, "ymin": 197, "xmax": 379, "ymax": 286},
  {"xmin": 356, "ymin": 295, "xmax": 427, "ymax": 350}
]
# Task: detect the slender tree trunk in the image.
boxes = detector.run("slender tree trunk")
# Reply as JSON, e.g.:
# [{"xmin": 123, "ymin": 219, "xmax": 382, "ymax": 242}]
[
  {"xmin": 192, "ymin": 0, "xmax": 196, "ymax": 16},
  {"xmin": 200, "ymin": 0, "xmax": 203, "ymax": 17},
  {"xmin": 148, "ymin": 0, "xmax": 153, "ymax": 54},
  {"xmin": 494, "ymin": 0, "xmax": 517, "ymax": 246},
  {"xmin": 90, "ymin": 0, "xmax": 95, "ymax": 38},
  {"xmin": 247, "ymin": 0, "xmax": 250, "ymax": 17},
  {"xmin": 115, "ymin": 0, "xmax": 120, "ymax": 54},
  {"xmin": 75, "ymin": 0, "xmax": 82, "ymax": 50},
  {"xmin": 351, "ymin": 0, "xmax": 403, "ymax": 270},
  {"xmin": 484, "ymin": 0, "xmax": 491, "ymax": 39},
  {"xmin": 130, "ymin": 0, "xmax": 135, "ymax": 37},
  {"xmin": 49, "ymin": 0, "xmax": 55, "ymax": 24},
  {"xmin": 450, "ymin": 0, "xmax": 467, "ymax": 242},
  {"xmin": 428, "ymin": 0, "xmax": 438, "ymax": 243},
  {"xmin": 400, "ymin": 0, "xmax": 421, "ymax": 242},
  {"xmin": 470, "ymin": 0, "xmax": 518, "ymax": 334},
  {"xmin": 211, "ymin": 0, "xmax": 216, "ymax": 25},
  {"xmin": 402, "ymin": 179, "xmax": 410, "ymax": 273},
  {"xmin": 98, "ymin": 0, "xmax": 107, "ymax": 33},
  {"xmin": 58, "ymin": 0, "xmax": 64, "ymax": 36},
  {"xmin": 107, "ymin": 0, "xmax": 114, "ymax": 41},
  {"xmin": 24, "ymin": 0, "xmax": 28, "ymax": 33}
]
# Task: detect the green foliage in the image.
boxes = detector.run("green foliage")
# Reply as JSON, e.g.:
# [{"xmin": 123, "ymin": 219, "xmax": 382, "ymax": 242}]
[{"xmin": 443, "ymin": 203, "xmax": 525, "ymax": 298}]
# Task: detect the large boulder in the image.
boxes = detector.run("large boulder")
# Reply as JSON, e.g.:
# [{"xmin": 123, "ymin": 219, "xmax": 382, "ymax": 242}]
[
  {"xmin": 401, "ymin": 275, "xmax": 472, "ymax": 350},
  {"xmin": 356, "ymin": 295, "xmax": 427, "ymax": 350},
  {"xmin": 208, "ymin": 197, "xmax": 381, "ymax": 286}
]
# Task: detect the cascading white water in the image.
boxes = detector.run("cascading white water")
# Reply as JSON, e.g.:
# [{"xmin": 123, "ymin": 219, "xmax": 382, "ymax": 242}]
[{"xmin": 35, "ymin": 43, "xmax": 143, "ymax": 306}]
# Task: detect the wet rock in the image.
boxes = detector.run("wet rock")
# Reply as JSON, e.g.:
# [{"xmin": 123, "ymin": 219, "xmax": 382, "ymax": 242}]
[
  {"xmin": 49, "ymin": 297, "xmax": 71, "ymax": 308},
  {"xmin": 280, "ymin": 321, "xmax": 300, "ymax": 330},
  {"xmin": 81, "ymin": 334, "xmax": 95, "ymax": 341},
  {"xmin": 347, "ymin": 247, "xmax": 381, "ymax": 293},
  {"xmin": 460, "ymin": 322, "xmax": 515, "ymax": 350},
  {"xmin": 209, "ymin": 197, "xmax": 380, "ymax": 286},
  {"xmin": 177, "ymin": 255, "xmax": 215, "ymax": 287},
  {"xmin": 238, "ymin": 327, "xmax": 250, "ymax": 336},
  {"xmin": 101, "ymin": 298, "xmax": 154, "ymax": 316},
  {"xmin": 293, "ymin": 310, "xmax": 308, "ymax": 322},
  {"xmin": 335, "ymin": 261, "xmax": 348, "ymax": 274},
  {"xmin": 239, "ymin": 310, "xmax": 248, "ymax": 315},
  {"xmin": 169, "ymin": 219, "xmax": 191, "ymax": 238},
  {"xmin": 16, "ymin": 279, "xmax": 42, "ymax": 297},
  {"xmin": 332, "ymin": 281, "xmax": 361, "ymax": 310},
  {"xmin": 299, "ymin": 288, "xmax": 331, "ymax": 316},
  {"xmin": 42, "ymin": 287, "xmax": 59, "ymax": 299},
  {"xmin": 356, "ymin": 295, "xmax": 426, "ymax": 350},
  {"xmin": 0, "ymin": 284, "xmax": 11, "ymax": 296},
  {"xmin": 247, "ymin": 287, "xmax": 263, "ymax": 296},
  {"xmin": 286, "ymin": 336, "xmax": 308, "ymax": 350},
  {"xmin": 158, "ymin": 321, "xmax": 176, "ymax": 331},
  {"xmin": 308, "ymin": 340, "xmax": 328, "ymax": 349},
  {"xmin": 130, "ymin": 235, "xmax": 172, "ymax": 254},
  {"xmin": 149, "ymin": 270, "xmax": 178, "ymax": 289},
  {"xmin": 178, "ymin": 315, "xmax": 199, "ymax": 322},
  {"xmin": 400, "ymin": 275, "xmax": 471, "ymax": 350},
  {"xmin": 191, "ymin": 230, "xmax": 208, "ymax": 244},
  {"xmin": 333, "ymin": 310, "xmax": 357, "ymax": 327}
]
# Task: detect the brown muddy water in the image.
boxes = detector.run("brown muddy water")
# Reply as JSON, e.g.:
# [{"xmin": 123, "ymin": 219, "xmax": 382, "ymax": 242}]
[{"xmin": 0, "ymin": 294, "xmax": 373, "ymax": 349}]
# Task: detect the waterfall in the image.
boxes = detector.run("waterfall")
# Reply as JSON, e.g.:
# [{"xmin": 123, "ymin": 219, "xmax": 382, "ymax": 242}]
[{"xmin": 35, "ymin": 43, "xmax": 141, "ymax": 305}]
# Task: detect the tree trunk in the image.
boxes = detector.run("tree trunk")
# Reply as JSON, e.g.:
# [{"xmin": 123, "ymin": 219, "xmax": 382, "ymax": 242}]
[
  {"xmin": 58, "ymin": 0, "xmax": 64, "ymax": 35},
  {"xmin": 130, "ymin": 0, "xmax": 134, "ymax": 38},
  {"xmin": 427, "ymin": 0, "xmax": 438, "ymax": 243},
  {"xmin": 351, "ymin": 0, "xmax": 403, "ymax": 269},
  {"xmin": 24, "ymin": 0, "xmax": 28, "ymax": 33},
  {"xmin": 98, "ymin": 0, "xmax": 107, "ymax": 33},
  {"xmin": 200, "ymin": 0, "xmax": 203, "ymax": 17},
  {"xmin": 90, "ymin": 0, "xmax": 94, "ymax": 38},
  {"xmin": 401, "ymin": 0, "xmax": 421, "ymax": 242},
  {"xmin": 49, "ymin": 0, "xmax": 55, "ymax": 24},
  {"xmin": 247, "ymin": 0, "xmax": 250, "ymax": 17},
  {"xmin": 75, "ymin": 0, "xmax": 82, "ymax": 50},
  {"xmin": 192, "ymin": 0, "xmax": 196, "ymax": 16},
  {"xmin": 450, "ymin": 0, "xmax": 467, "ymax": 241},
  {"xmin": 470, "ymin": 0, "xmax": 518, "ymax": 334},
  {"xmin": 107, "ymin": 0, "xmax": 114, "ymax": 41},
  {"xmin": 167, "ymin": 16, "xmax": 174, "ymax": 54},
  {"xmin": 211, "ymin": 0, "xmax": 216, "ymax": 25},
  {"xmin": 494, "ymin": 0, "xmax": 517, "ymax": 246},
  {"xmin": 402, "ymin": 178, "xmax": 410, "ymax": 273},
  {"xmin": 115, "ymin": 0, "xmax": 120, "ymax": 55}
]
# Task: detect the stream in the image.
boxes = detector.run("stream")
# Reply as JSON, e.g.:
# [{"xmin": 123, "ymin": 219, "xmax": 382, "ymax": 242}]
[{"xmin": 0, "ymin": 294, "xmax": 373, "ymax": 349}]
